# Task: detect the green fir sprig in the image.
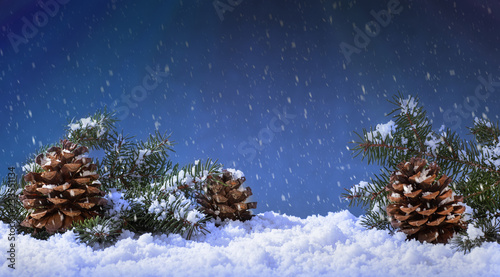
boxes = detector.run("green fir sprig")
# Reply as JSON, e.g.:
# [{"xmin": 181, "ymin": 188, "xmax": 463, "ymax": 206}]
[
  {"xmin": 72, "ymin": 216, "xmax": 123, "ymax": 246},
  {"xmin": 66, "ymin": 108, "xmax": 117, "ymax": 150},
  {"xmin": 0, "ymin": 177, "xmax": 25, "ymax": 224}
]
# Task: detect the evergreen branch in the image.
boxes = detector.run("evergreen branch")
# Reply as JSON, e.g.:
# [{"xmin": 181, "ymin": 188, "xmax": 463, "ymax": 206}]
[
  {"xmin": 0, "ymin": 177, "xmax": 25, "ymax": 224},
  {"xmin": 66, "ymin": 108, "xmax": 117, "ymax": 150},
  {"xmin": 370, "ymin": 187, "xmax": 386, "ymax": 201},
  {"xmin": 9, "ymin": 108, "xmax": 251, "ymax": 247},
  {"xmin": 359, "ymin": 141, "xmax": 499, "ymax": 175},
  {"xmin": 360, "ymin": 210, "xmax": 394, "ymax": 232},
  {"xmin": 470, "ymin": 118, "xmax": 500, "ymax": 146},
  {"xmin": 405, "ymin": 111, "xmax": 426, "ymax": 153},
  {"xmin": 465, "ymin": 178, "xmax": 500, "ymax": 199},
  {"xmin": 452, "ymin": 217, "xmax": 500, "ymax": 253},
  {"xmin": 73, "ymin": 216, "xmax": 123, "ymax": 245},
  {"xmin": 360, "ymin": 142, "xmax": 409, "ymax": 153},
  {"xmin": 349, "ymin": 92, "xmax": 500, "ymax": 250},
  {"xmin": 441, "ymin": 135, "xmax": 459, "ymax": 160}
]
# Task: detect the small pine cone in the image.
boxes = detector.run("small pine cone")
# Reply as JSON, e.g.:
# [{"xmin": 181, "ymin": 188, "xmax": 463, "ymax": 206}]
[
  {"xmin": 197, "ymin": 170, "xmax": 257, "ymax": 222},
  {"xmin": 20, "ymin": 140, "xmax": 107, "ymax": 233},
  {"xmin": 385, "ymin": 157, "xmax": 467, "ymax": 243}
]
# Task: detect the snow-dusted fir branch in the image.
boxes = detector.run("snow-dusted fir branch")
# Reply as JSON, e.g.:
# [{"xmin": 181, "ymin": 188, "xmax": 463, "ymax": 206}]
[
  {"xmin": 72, "ymin": 216, "xmax": 123, "ymax": 246},
  {"xmin": 352, "ymin": 94, "xmax": 499, "ymax": 178},
  {"xmin": 130, "ymin": 130, "xmax": 174, "ymax": 179},
  {"xmin": 120, "ymin": 160, "xmax": 222, "ymax": 239},
  {"xmin": 66, "ymin": 109, "xmax": 117, "ymax": 150},
  {"xmin": 345, "ymin": 92, "xmax": 500, "ymax": 251},
  {"xmin": 0, "ymin": 177, "xmax": 25, "ymax": 224},
  {"xmin": 452, "ymin": 215, "xmax": 500, "ymax": 253},
  {"xmin": 97, "ymin": 130, "xmax": 175, "ymax": 191},
  {"xmin": 13, "ymin": 109, "xmax": 254, "ymax": 246}
]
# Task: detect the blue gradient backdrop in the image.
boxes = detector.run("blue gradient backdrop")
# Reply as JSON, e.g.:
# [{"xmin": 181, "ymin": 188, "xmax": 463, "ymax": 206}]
[{"xmin": 1, "ymin": 0, "xmax": 499, "ymax": 217}]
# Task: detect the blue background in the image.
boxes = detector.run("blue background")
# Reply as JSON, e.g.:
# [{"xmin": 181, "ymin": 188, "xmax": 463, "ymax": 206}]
[{"xmin": 1, "ymin": 0, "xmax": 499, "ymax": 217}]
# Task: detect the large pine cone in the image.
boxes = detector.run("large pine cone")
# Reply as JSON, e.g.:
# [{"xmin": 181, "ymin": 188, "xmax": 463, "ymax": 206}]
[
  {"xmin": 385, "ymin": 157, "xmax": 467, "ymax": 243},
  {"xmin": 197, "ymin": 170, "xmax": 257, "ymax": 222},
  {"xmin": 20, "ymin": 140, "xmax": 107, "ymax": 233}
]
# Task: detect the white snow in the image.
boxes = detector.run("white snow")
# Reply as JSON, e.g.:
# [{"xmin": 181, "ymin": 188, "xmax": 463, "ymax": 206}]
[
  {"xmin": 414, "ymin": 168, "xmax": 431, "ymax": 184},
  {"xmin": 105, "ymin": 189, "xmax": 131, "ymax": 218},
  {"xmin": 39, "ymin": 156, "xmax": 52, "ymax": 167},
  {"xmin": 424, "ymin": 133, "xmax": 443, "ymax": 154},
  {"xmin": 349, "ymin": 181, "xmax": 370, "ymax": 196},
  {"xmin": 475, "ymin": 117, "xmax": 492, "ymax": 128},
  {"xmin": 467, "ymin": 225, "xmax": 485, "ymax": 240},
  {"xmin": 185, "ymin": 209, "xmax": 204, "ymax": 224},
  {"xmin": 391, "ymin": 192, "xmax": 401, "ymax": 198},
  {"xmin": 366, "ymin": 120, "xmax": 397, "ymax": 143},
  {"xmin": 21, "ymin": 162, "xmax": 40, "ymax": 172},
  {"xmin": 68, "ymin": 117, "xmax": 98, "ymax": 131},
  {"xmin": 472, "ymin": 117, "xmax": 500, "ymax": 168},
  {"xmin": 145, "ymin": 191, "xmax": 201, "ymax": 224},
  {"xmin": 81, "ymin": 171, "xmax": 97, "ymax": 177},
  {"xmin": 2, "ymin": 210, "xmax": 500, "ymax": 276},
  {"xmin": 226, "ymin": 168, "xmax": 245, "ymax": 180},
  {"xmin": 68, "ymin": 116, "xmax": 107, "ymax": 138},
  {"xmin": 399, "ymin": 96, "xmax": 418, "ymax": 116},
  {"xmin": 136, "ymin": 149, "xmax": 152, "ymax": 165},
  {"xmin": 41, "ymin": 184, "xmax": 56, "ymax": 189},
  {"xmin": 403, "ymin": 184, "xmax": 413, "ymax": 194},
  {"xmin": 438, "ymin": 193, "xmax": 455, "ymax": 206}
]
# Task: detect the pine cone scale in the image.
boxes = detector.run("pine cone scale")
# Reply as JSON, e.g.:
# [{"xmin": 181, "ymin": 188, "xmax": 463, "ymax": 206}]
[
  {"xmin": 404, "ymin": 189, "xmax": 422, "ymax": 198},
  {"xmin": 427, "ymin": 216, "xmax": 446, "ymax": 226},
  {"xmin": 31, "ymin": 209, "xmax": 48, "ymax": 219},
  {"xmin": 401, "ymin": 226, "xmax": 421, "ymax": 235},
  {"xmin": 36, "ymin": 187, "xmax": 53, "ymax": 195},
  {"xmin": 417, "ymin": 207, "xmax": 437, "ymax": 216},
  {"xmin": 54, "ymin": 183, "xmax": 71, "ymax": 191},
  {"xmin": 422, "ymin": 191, "xmax": 440, "ymax": 200},
  {"xmin": 436, "ymin": 206, "xmax": 453, "ymax": 215},
  {"xmin": 60, "ymin": 207, "xmax": 81, "ymax": 217},
  {"xmin": 394, "ymin": 213, "xmax": 412, "ymax": 221}
]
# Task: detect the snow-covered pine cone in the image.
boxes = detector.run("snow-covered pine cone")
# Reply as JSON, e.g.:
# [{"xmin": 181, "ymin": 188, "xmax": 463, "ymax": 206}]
[
  {"xmin": 20, "ymin": 140, "xmax": 107, "ymax": 233},
  {"xmin": 197, "ymin": 170, "xmax": 257, "ymax": 222},
  {"xmin": 385, "ymin": 157, "xmax": 467, "ymax": 243}
]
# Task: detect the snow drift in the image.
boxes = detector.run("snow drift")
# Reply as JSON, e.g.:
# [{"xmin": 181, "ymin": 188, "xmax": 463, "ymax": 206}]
[{"xmin": 1, "ymin": 210, "xmax": 499, "ymax": 276}]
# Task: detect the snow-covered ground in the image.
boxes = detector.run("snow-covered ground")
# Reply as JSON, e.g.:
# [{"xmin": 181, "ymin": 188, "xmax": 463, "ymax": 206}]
[{"xmin": 1, "ymin": 210, "xmax": 499, "ymax": 277}]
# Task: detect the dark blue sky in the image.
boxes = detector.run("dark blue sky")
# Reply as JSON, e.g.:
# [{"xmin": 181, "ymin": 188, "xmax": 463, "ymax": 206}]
[{"xmin": 1, "ymin": 0, "xmax": 499, "ymax": 217}]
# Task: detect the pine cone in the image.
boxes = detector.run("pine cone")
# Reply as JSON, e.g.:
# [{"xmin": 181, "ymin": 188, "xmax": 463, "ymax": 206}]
[
  {"xmin": 385, "ymin": 157, "xmax": 467, "ymax": 243},
  {"xmin": 197, "ymin": 170, "xmax": 257, "ymax": 222},
  {"xmin": 20, "ymin": 140, "xmax": 107, "ymax": 233}
]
